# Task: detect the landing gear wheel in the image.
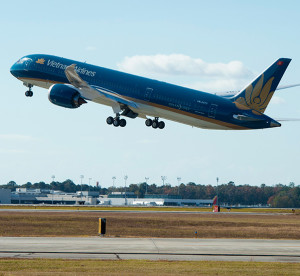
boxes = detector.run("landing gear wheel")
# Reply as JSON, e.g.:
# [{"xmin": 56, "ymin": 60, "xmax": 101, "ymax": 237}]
[
  {"xmin": 119, "ymin": 119, "xmax": 127, "ymax": 127},
  {"xmin": 113, "ymin": 118, "xmax": 120, "ymax": 127},
  {"xmin": 145, "ymin": 119, "xmax": 153, "ymax": 127},
  {"xmin": 158, "ymin": 121, "xmax": 165, "ymax": 129},
  {"xmin": 106, "ymin": 116, "xmax": 114, "ymax": 125},
  {"xmin": 152, "ymin": 120, "xmax": 159, "ymax": 129},
  {"xmin": 24, "ymin": 83, "xmax": 33, "ymax": 97},
  {"xmin": 25, "ymin": 90, "xmax": 33, "ymax": 97}
]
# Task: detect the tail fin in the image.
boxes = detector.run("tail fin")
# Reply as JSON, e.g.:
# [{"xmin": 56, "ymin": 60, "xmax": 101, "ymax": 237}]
[
  {"xmin": 212, "ymin": 196, "xmax": 217, "ymax": 205},
  {"xmin": 233, "ymin": 58, "xmax": 291, "ymax": 113}
]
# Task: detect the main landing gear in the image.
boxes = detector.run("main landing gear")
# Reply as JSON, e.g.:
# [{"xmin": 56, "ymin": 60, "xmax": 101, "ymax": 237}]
[
  {"xmin": 145, "ymin": 117, "xmax": 165, "ymax": 129},
  {"xmin": 105, "ymin": 114, "xmax": 165, "ymax": 129},
  {"xmin": 106, "ymin": 114, "xmax": 127, "ymax": 127},
  {"xmin": 25, "ymin": 84, "xmax": 33, "ymax": 97}
]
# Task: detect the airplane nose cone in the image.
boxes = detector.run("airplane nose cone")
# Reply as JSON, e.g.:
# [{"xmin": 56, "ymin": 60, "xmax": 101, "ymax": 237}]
[
  {"xmin": 10, "ymin": 63, "xmax": 19, "ymax": 77},
  {"xmin": 10, "ymin": 64, "xmax": 15, "ymax": 73},
  {"xmin": 10, "ymin": 56, "xmax": 33, "ymax": 78}
]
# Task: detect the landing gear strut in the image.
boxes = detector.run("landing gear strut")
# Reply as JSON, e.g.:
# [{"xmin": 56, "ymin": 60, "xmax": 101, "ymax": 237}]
[
  {"xmin": 106, "ymin": 114, "xmax": 127, "ymax": 127},
  {"xmin": 25, "ymin": 84, "xmax": 33, "ymax": 97},
  {"xmin": 145, "ymin": 117, "xmax": 165, "ymax": 129}
]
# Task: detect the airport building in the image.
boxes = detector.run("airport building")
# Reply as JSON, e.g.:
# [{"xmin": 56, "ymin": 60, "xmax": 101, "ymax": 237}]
[
  {"xmin": 0, "ymin": 189, "xmax": 11, "ymax": 204},
  {"xmin": 11, "ymin": 188, "xmax": 98, "ymax": 205},
  {"xmin": 99, "ymin": 192, "xmax": 213, "ymax": 206},
  {"xmin": 1, "ymin": 189, "xmax": 213, "ymax": 206}
]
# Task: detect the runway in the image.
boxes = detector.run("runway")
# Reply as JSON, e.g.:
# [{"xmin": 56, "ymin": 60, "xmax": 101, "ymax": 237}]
[
  {"xmin": 0, "ymin": 237, "xmax": 299, "ymax": 262},
  {"xmin": 0, "ymin": 208, "xmax": 291, "ymax": 215}
]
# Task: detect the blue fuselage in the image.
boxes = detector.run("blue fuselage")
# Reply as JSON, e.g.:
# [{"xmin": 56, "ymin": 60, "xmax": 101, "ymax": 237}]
[{"xmin": 10, "ymin": 54, "xmax": 280, "ymax": 130}]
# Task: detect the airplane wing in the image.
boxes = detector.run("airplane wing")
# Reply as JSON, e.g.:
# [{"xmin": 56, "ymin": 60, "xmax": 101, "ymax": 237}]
[
  {"xmin": 65, "ymin": 64, "xmax": 138, "ymax": 110},
  {"xmin": 90, "ymin": 85, "xmax": 138, "ymax": 109},
  {"xmin": 216, "ymin": 83, "xmax": 300, "ymax": 98},
  {"xmin": 276, "ymin": 83, "xmax": 300, "ymax": 90},
  {"xmin": 275, "ymin": 118, "xmax": 300, "ymax": 122}
]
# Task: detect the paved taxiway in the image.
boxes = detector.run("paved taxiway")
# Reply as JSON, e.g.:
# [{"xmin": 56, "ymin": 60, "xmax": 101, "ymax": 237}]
[{"xmin": 0, "ymin": 237, "xmax": 299, "ymax": 262}]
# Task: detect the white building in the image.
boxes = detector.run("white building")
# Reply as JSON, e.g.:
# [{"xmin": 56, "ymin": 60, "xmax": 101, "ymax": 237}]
[
  {"xmin": 11, "ymin": 188, "xmax": 98, "ymax": 205},
  {"xmin": 99, "ymin": 193, "xmax": 213, "ymax": 206}
]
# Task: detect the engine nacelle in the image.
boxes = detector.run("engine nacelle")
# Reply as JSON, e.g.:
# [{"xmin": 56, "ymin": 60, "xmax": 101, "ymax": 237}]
[{"xmin": 48, "ymin": 84, "xmax": 87, "ymax": 109}]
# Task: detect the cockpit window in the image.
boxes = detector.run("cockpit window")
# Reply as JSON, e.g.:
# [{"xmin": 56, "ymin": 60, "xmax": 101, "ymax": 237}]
[{"xmin": 16, "ymin": 57, "xmax": 32, "ymax": 65}]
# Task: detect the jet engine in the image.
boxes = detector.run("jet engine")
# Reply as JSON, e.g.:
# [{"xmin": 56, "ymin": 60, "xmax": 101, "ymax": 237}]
[{"xmin": 48, "ymin": 84, "xmax": 87, "ymax": 109}]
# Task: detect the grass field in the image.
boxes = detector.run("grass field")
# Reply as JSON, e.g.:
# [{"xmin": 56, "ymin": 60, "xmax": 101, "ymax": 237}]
[
  {"xmin": 0, "ymin": 259, "xmax": 299, "ymax": 276},
  {"xmin": 0, "ymin": 209, "xmax": 299, "ymax": 275},
  {"xmin": 0, "ymin": 211, "xmax": 299, "ymax": 239}
]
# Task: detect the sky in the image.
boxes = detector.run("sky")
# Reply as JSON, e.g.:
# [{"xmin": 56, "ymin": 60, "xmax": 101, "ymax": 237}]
[{"xmin": 1, "ymin": 0, "xmax": 300, "ymax": 187}]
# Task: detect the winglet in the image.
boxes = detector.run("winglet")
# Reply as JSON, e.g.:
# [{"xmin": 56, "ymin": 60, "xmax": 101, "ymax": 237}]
[{"xmin": 232, "ymin": 58, "xmax": 291, "ymax": 113}]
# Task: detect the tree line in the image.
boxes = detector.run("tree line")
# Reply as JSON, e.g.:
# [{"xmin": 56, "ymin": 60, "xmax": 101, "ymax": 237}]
[{"xmin": 1, "ymin": 180, "xmax": 299, "ymax": 208}]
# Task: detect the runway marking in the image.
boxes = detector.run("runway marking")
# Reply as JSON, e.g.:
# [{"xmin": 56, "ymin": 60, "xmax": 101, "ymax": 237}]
[{"xmin": 151, "ymin": 239, "xmax": 160, "ymax": 254}]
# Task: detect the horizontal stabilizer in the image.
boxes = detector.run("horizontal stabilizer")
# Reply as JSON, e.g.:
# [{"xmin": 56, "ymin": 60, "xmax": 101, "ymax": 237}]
[{"xmin": 233, "ymin": 114, "xmax": 265, "ymax": 122}]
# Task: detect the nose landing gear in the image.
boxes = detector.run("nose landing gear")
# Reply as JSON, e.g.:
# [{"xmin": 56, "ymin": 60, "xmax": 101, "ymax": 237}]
[
  {"xmin": 24, "ymin": 84, "xmax": 33, "ymax": 97},
  {"xmin": 25, "ymin": 90, "xmax": 33, "ymax": 97}
]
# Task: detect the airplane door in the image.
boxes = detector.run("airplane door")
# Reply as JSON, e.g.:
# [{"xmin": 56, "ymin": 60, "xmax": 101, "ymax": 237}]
[
  {"xmin": 208, "ymin": 104, "xmax": 218, "ymax": 118},
  {"xmin": 144, "ymin": 87, "xmax": 153, "ymax": 101}
]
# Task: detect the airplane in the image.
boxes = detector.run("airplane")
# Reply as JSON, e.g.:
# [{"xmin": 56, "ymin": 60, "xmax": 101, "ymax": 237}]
[{"xmin": 10, "ymin": 54, "xmax": 293, "ymax": 130}]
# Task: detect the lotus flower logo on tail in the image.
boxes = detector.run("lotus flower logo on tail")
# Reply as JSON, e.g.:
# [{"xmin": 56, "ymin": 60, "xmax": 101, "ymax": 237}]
[
  {"xmin": 233, "ymin": 58, "xmax": 291, "ymax": 113},
  {"xmin": 235, "ymin": 74, "xmax": 275, "ymax": 113}
]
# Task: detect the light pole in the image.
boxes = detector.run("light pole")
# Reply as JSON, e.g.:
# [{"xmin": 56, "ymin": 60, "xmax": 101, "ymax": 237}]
[
  {"xmin": 89, "ymin": 178, "xmax": 92, "ymax": 192},
  {"xmin": 51, "ymin": 175, "xmax": 55, "ymax": 205},
  {"xmin": 161, "ymin": 176, "xmax": 167, "ymax": 186},
  {"xmin": 216, "ymin": 177, "xmax": 219, "ymax": 206},
  {"xmin": 80, "ymin": 175, "xmax": 84, "ymax": 200},
  {"xmin": 145, "ymin": 177, "xmax": 149, "ymax": 195},
  {"xmin": 177, "ymin": 177, "xmax": 181, "ymax": 195},
  {"xmin": 124, "ymin": 175, "xmax": 128, "ymax": 205},
  {"xmin": 112, "ymin": 176, "xmax": 116, "ymax": 188}
]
